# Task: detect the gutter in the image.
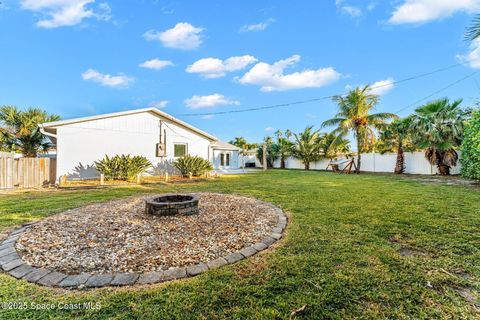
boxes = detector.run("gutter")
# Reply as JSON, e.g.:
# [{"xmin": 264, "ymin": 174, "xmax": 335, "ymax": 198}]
[{"xmin": 39, "ymin": 125, "xmax": 57, "ymax": 139}]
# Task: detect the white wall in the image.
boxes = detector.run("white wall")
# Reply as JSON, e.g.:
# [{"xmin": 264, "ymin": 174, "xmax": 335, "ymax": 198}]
[
  {"xmin": 272, "ymin": 151, "xmax": 462, "ymax": 175},
  {"xmin": 56, "ymin": 111, "xmax": 212, "ymax": 179}
]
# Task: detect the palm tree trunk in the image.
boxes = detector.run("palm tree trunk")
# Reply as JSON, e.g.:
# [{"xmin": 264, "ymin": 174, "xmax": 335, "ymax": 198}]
[
  {"xmin": 394, "ymin": 142, "xmax": 404, "ymax": 174},
  {"xmin": 281, "ymin": 156, "xmax": 286, "ymax": 169},
  {"xmin": 438, "ymin": 164, "xmax": 450, "ymax": 175},
  {"xmin": 355, "ymin": 133, "xmax": 361, "ymax": 174},
  {"xmin": 304, "ymin": 161, "xmax": 310, "ymax": 170}
]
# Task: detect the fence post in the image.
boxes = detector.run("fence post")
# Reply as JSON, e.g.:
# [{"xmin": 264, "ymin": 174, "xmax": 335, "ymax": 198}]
[
  {"xmin": 100, "ymin": 174, "xmax": 105, "ymax": 186},
  {"xmin": 188, "ymin": 172, "xmax": 193, "ymax": 180},
  {"xmin": 136, "ymin": 174, "xmax": 141, "ymax": 185},
  {"xmin": 165, "ymin": 172, "xmax": 169, "ymax": 183}
]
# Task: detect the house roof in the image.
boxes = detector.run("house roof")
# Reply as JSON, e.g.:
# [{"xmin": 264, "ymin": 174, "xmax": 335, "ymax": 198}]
[
  {"xmin": 40, "ymin": 107, "xmax": 218, "ymax": 141},
  {"xmin": 210, "ymin": 141, "xmax": 241, "ymax": 151}
]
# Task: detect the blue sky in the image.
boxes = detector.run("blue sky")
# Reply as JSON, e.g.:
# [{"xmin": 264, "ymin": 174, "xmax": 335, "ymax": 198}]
[{"xmin": 1, "ymin": 0, "xmax": 480, "ymax": 142}]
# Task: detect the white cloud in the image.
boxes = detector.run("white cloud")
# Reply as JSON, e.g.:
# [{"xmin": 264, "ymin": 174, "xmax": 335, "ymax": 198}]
[
  {"xmin": 20, "ymin": 0, "xmax": 111, "ymax": 28},
  {"xmin": 186, "ymin": 55, "xmax": 257, "ymax": 78},
  {"xmin": 341, "ymin": 6, "xmax": 362, "ymax": 17},
  {"xmin": 237, "ymin": 55, "xmax": 341, "ymax": 92},
  {"xmin": 143, "ymin": 22, "xmax": 203, "ymax": 50},
  {"xmin": 265, "ymin": 127, "xmax": 274, "ymax": 132},
  {"xmin": 369, "ymin": 78, "xmax": 395, "ymax": 95},
  {"xmin": 202, "ymin": 115, "xmax": 214, "ymax": 120},
  {"xmin": 149, "ymin": 100, "xmax": 169, "ymax": 109},
  {"xmin": 139, "ymin": 59, "xmax": 174, "ymax": 70},
  {"xmin": 389, "ymin": 0, "xmax": 480, "ymax": 25},
  {"xmin": 457, "ymin": 39, "xmax": 480, "ymax": 68},
  {"xmin": 81, "ymin": 69, "xmax": 134, "ymax": 88},
  {"xmin": 184, "ymin": 94, "xmax": 240, "ymax": 109},
  {"xmin": 240, "ymin": 18, "xmax": 275, "ymax": 32}
]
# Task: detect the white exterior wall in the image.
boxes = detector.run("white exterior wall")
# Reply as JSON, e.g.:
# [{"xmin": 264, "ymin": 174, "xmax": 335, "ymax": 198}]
[
  {"xmin": 272, "ymin": 151, "xmax": 462, "ymax": 175},
  {"xmin": 56, "ymin": 112, "xmax": 212, "ymax": 179},
  {"xmin": 212, "ymin": 149, "xmax": 240, "ymax": 169}
]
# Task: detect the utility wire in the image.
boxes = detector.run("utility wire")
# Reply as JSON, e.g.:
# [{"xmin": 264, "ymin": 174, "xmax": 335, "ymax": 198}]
[
  {"xmin": 394, "ymin": 71, "xmax": 478, "ymax": 114},
  {"xmin": 174, "ymin": 63, "xmax": 462, "ymax": 117}
]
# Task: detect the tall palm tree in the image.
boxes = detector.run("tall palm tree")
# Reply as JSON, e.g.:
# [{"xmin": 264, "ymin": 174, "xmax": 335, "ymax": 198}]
[
  {"xmin": 256, "ymin": 136, "xmax": 279, "ymax": 168},
  {"xmin": 292, "ymin": 126, "xmax": 323, "ymax": 170},
  {"xmin": 410, "ymin": 98, "xmax": 468, "ymax": 175},
  {"xmin": 0, "ymin": 106, "xmax": 60, "ymax": 157},
  {"xmin": 274, "ymin": 129, "xmax": 294, "ymax": 169},
  {"xmin": 379, "ymin": 117, "xmax": 413, "ymax": 174},
  {"xmin": 322, "ymin": 85, "xmax": 397, "ymax": 173}
]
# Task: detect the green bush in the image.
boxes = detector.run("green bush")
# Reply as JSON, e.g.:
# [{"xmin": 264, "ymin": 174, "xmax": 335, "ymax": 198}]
[
  {"xmin": 460, "ymin": 109, "xmax": 480, "ymax": 180},
  {"xmin": 94, "ymin": 154, "xmax": 152, "ymax": 180},
  {"xmin": 173, "ymin": 155, "xmax": 213, "ymax": 177}
]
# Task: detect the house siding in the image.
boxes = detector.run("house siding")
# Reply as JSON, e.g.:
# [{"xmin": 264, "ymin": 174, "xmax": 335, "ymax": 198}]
[{"xmin": 56, "ymin": 111, "xmax": 212, "ymax": 179}]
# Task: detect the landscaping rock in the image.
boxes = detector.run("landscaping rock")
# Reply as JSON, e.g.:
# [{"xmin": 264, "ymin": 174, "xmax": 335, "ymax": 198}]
[
  {"xmin": 239, "ymin": 246, "xmax": 258, "ymax": 258},
  {"xmin": 59, "ymin": 274, "xmax": 91, "ymax": 288},
  {"xmin": 23, "ymin": 268, "xmax": 51, "ymax": 282},
  {"xmin": 37, "ymin": 271, "xmax": 67, "ymax": 286},
  {"xmin": 187, "ymin": 263, "xmax": 208, "ymax": 276},
  {"xmin": 206, "ymin": 257, "xmax": 228, "ymax": 269},
  {"xmin": 163, "ymin": 267, "xmax": 187, "ymax": 281},
  {"xmin": 9, "ymin": 264, "xmax": 35, "ymax": 279},
  {"xmin": 85, "ymin": 274, "xmax": 113, "ymax": 288},
  {"xmin": 137, "ymin": 271, "xmax": 164, "ymax": 285},
  {"xmin": 225, "ymin": 252, "xmax": 244, "ymax": 264},
  {"xmin": 110, "ymin": 273, "xmax": 139, "ymax": 286},
  {"xmin": 253, "ymin": 242, "xmax": 268, "ymax": 251},
  {"xmin": 3, "ymin": 259, "xmax": 23, "ymax": 271}
]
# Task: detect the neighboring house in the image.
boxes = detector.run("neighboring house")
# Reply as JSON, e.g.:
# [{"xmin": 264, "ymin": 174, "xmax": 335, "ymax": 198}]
[{"xmin": 39, "ymin": 108, "xmax": 240, "ymax": 180}]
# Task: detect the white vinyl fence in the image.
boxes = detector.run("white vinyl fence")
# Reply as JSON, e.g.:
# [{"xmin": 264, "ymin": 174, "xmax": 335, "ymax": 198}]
[{"xmin": 272, "ymin": 151, "xmax": 461, "ymax": 175}]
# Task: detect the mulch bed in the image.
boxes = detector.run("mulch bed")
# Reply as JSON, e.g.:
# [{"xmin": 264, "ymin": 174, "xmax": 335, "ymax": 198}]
[{"xmin": 16, "ymin": 193, "xmax": 278, "ymax": 274}]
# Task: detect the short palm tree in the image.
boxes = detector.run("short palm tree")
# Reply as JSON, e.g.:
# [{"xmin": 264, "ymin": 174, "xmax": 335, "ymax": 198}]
[
  {"xmin": 292, "ymin": 126, "xmax": 323, "ymax": 170},
  {"xmin": 410, "ymin": 98, "xmax": 468, "ymax": 175},
  {"xmin": 274, "ymin": 129, "xmax": 294, "ymax": 169},
  {"xmin": 322, "ymin": 85, "xmax": 397, "ymax": 173},
  {"xmin": 320, "ymin": 133, "xmax": 352, "ymax": 161},
  {"xmin": 379, "ymin": 117, "xmax": 413, "ymax": 174},
  {"xmin": 0, "ymin": 106, "xmax": 60, "ymax": 157}
]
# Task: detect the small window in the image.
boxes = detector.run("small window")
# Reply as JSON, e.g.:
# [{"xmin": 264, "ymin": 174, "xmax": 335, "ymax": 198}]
[
  {"xmin": 226, "ymin": 153, "xmax": 230, "ymax": 166},
  {"xmin": 174, "ymin": 144, "xmax": 187, "ymax": 157},
  {"xmin": 220, "ymin": 153, "xmax": 225, "ymax": 166}
]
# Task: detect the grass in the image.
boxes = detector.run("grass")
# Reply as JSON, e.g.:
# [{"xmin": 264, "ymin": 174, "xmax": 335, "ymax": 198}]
[{"xmin": 0, "ymin": 170, "xmax": 479, "ymax": 319}]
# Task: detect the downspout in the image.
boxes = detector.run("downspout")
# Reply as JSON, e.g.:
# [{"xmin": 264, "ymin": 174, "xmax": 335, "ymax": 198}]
[{"xmin": 39, "ymin": 125, "xmax": 57, "ymax": 140}]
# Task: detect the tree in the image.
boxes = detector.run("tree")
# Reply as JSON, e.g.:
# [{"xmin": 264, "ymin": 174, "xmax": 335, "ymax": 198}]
[
  {"xmin": 322, "ymin": 85, "xmax": 397, "ymax": 173},
  {"xmin": 256, "ymin": 137, "xmax": 279, "ymax": 168},
  {"xmin": 274, "ymin": 129, "xmax": 294, "ymax": 169},
  {"xmin": 410, "ymin": 98, "xmax": 468, "ymax": 175},
  {"xmin": 229, "ymin": 137, "xmax": 257, "ymax": 169},
  {"xmin": 460, "ymin": 108, "xmax": 480, "ymax": 180},
  {"xmin": 379, "ymin": 117, "xmax": 413, "ymax": 174},
  {"xmin": 319, "ymin": 133, "xmax": 352, "ymax": 161},
  {"xmin": 466, "ymin": 14, "xmax": 480, "ymax": 41},
  {"xmin": 292, "ymin": 126, "xmax": 323, "ymax": 170},
  {"xmin": 0, "ymin": 106, "xmax": 60, "ymax": 157}
]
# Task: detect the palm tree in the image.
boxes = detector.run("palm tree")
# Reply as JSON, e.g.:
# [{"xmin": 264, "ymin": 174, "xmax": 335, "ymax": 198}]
[
  {"xmin": 466, "ymin": 14, "xmax": 480, "ymax": 41},
  {"xmin": 0, "ymin": 106, "xmax": 60, "ymax": 157},
  {"xmin": 274, "ymin": 129, "xmax": 294, "ymax": 169},
  {"xmin": 229, "ymin": 137, "xmax": 257, "ymax": 169},
  {"xmin": 292, "ymin": 126, "xmax": 323, "ymax": 170},
  {"xmin": 410, "ymin": 99, "xmax": 468, "ymax": 175},
  {"xmin": 322, "ymin": 85, "xmax": 397, "ymax": 173},
  {"xmin": 256, "ymin": 136, "xmax": 279, "ymax": 168},
  {"xmin": 319, "ymin": 133, "xmax": 352, "ymax": 161},
  {"xmin": 379, "ymin": 118, "xmax": 413, "ymax": 174},
  {"xmin": 229, "ymin": 137, "xmax": 248, "ymax": 148}
]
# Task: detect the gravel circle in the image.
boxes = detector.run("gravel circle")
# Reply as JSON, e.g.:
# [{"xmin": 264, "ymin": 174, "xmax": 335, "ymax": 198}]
[{"xmin": 16, "ymin": 193, "xmax": 278, "ymax": 274}]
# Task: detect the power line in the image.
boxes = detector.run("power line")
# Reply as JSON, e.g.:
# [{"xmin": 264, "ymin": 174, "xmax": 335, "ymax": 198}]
[
  {"xmin": 394, "ymin": 71, "xmax": 478, "ymax": 114},
  {"xmin": 174, "ymin": 63, "xmax": 462, "ymax": 117}
]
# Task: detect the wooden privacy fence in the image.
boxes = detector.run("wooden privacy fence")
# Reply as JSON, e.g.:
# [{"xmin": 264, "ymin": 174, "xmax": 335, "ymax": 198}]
[{"xmin": 0, "ymin": 153, "xmax": 56, "ymax": 189}]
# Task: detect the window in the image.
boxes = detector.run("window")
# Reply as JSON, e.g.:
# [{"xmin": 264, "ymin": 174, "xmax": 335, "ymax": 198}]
[
  {"xmin": 220, "ymin": 153, "xmax": 225, "ymax": 166},
  {"xmin": 226, "ymin": 153, "xmax": 230, "ymax": 166},
  {"xmin": 174, "ymin": 144, "xmax": 187, "ymax": 157}
]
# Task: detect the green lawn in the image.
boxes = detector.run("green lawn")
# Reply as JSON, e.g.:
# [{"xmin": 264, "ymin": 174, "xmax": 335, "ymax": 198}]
[{"xmin": 0, "ymin": 170, "xmax": 479, "ymax": 319}]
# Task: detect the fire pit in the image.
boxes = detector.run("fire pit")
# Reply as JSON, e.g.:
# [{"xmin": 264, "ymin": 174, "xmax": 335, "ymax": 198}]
[{"xmin": 145, "ymin": 194, "xmax": 200, "ymax": 216}]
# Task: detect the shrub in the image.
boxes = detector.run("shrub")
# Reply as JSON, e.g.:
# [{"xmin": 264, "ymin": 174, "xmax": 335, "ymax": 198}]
[
  {"xmin": 460, "ymin": 109, "xmax": 480, "ymax": 180},
  {"xmin": 95, "ymin": 154, "xmax": 152, "ymax": 180},
  {"xmin": 173, "ymin": 155, "xmax": 213, "ymax": 177}
]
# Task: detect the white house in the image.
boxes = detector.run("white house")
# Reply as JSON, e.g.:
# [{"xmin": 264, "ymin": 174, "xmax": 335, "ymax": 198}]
[{"xmin": 39, "ymin": 108, "xmax": 241, "ymax": 180}]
